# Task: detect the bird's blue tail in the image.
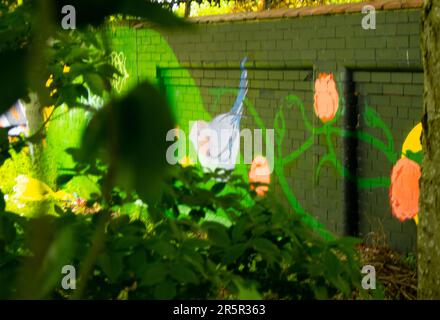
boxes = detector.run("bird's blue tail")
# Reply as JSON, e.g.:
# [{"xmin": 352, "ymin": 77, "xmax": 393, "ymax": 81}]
[{"xmin": 230, "ymin": 57, "xmax": 248, "ymax": 116}]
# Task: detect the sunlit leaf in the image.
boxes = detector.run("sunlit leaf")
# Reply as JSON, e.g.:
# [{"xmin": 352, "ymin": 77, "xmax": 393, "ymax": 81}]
[{"xmin": 81, "ymin": 81, "xmax": 176, "ymax": 203}]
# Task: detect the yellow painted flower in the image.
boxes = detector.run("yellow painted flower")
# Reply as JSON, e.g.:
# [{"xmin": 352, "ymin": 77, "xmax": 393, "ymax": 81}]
[
  {"xmin": 50, "ymin": 88, "xmax": 57, "ymax": 97},
  {"xmin": 42, "ymin": 105, "xmax": 55, "ymax": 130},
  {"xmin": 63, "ymin": 64, "xmax": 71, "ymax": 74},
  {"xmin": 396, "ymin": 122, "xmax": 423, "ymax": 225},
  {"xmin": 402, "ymin": 122, "xmax": 422, "ymax": 158},
  {"xmin": 45, "ymin": 74, "xmax": 54, "ymax": 88}
]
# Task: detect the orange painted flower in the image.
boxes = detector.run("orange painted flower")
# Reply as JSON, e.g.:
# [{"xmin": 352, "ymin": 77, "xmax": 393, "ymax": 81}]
[
  {"xmin": 313, "ymin": 73, "xmax": 339, "ymax": 122},
  {"xmin": 389, "ymin": 158, "xmax": 421, "ymax": 222},
  {"xmin": 249, "ymin": 156, "xmax": 271, "ymax": 197}
]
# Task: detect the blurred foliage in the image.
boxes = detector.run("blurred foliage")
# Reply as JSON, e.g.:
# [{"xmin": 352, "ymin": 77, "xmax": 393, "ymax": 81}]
[
  {"xmin": 174, "ymin": 0, "xmax": 239, "ymax": 17},
  {"xmin": 79, "ymin": 81, "xmax": 176, "ymax": 204},
  {"xmin": 0, "ymin": 164, "xmax": 375, "ymax": 299},
  {"xmin": 172, "ymin": 0, "xmax": 363, "ymax": 17}
]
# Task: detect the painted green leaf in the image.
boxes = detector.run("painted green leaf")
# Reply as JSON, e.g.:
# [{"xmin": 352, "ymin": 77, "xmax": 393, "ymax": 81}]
[{"xmin": 405, "ymin": 150, "xmax": 423, "ymax": 165}]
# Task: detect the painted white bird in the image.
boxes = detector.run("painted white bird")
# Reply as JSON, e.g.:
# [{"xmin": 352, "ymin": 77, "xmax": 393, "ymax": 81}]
[
  {"xmin": 0, "ymin": 100, "xmax": 29, "ymax": 136},
  {"xmin": 190, "ymin": 57, "xmax": 248, "ymax": 172}
]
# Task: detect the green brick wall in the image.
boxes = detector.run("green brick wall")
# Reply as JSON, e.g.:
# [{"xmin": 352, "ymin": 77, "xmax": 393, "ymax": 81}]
[{"xmin": 107, "ymin": 8, "xmax": 423, "ymax": 253}]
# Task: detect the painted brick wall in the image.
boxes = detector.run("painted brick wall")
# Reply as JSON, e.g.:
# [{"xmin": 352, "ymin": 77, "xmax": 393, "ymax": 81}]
[{"xmin": 107, "ymin": 5, "xmax": 423, "ymax": 253}]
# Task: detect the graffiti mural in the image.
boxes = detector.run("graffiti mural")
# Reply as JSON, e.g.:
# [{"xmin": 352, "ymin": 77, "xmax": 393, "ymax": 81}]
[
  {"xmin": 107, "ymin": 28, "xmax": 422, "ymax": 246},
  {"xmin": 248, "ymin": 155, "xmax": 271, "ymax": 197},
  {"xmin": 110, "ymin": 51, "xmax": 130, "ymax": 93},
  {"xmin": 189, "ymin": 57, "xmax": 248, "ymax": 172},
  {"xmin": 206, "ymin": 70, "xmax": 423, "ymax": 239},
  {"xmin": 313, "ymin": 73, "xmax": 339, "ymax": 123},
  {"xmin": 390, "ymin": 123, "xmax": 423, "ymax": 224},
  {"xmin": 0, "ymin": 100, "xmax": 28, "ymax": 137}
]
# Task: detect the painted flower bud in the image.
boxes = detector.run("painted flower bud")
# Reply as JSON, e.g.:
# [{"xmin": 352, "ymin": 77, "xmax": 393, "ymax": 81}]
[
  {"xmin": 313, "ymin": 73, "xmax": 339, "ymax": 122},
  {"xmin": 249, "ymin": 156, "xmax": 271, "ymax": 197},
  {"xmin": 389, "ymin": 158, "xmax": 421, "ymax": 222}
]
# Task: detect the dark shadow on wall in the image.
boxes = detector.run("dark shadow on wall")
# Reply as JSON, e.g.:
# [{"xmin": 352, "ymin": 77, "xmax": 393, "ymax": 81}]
[{"xmin": 343, "ymin": 70, "xmax": 360, "ymax": 237}]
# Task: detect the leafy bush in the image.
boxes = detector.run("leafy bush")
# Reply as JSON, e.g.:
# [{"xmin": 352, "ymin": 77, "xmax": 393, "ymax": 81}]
[
  {"xmin": 0, "ymin": 164, "xmax": 371, "ymax": 300},
  {"xmin": 172, "ymin": 0, "xmax": 364, "ymax": 17}
]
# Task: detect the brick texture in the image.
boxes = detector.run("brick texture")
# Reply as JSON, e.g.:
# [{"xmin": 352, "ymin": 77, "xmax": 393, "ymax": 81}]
[{"xmin": 108, "ymin": 4, "xmax": 423, "ymax": 253}]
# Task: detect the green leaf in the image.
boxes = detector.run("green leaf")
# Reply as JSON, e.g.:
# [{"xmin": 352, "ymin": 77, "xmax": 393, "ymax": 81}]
[
  {"xmin": 63, "ymin": 175, "xmax": 101, "ymax": 200},
  {"xmin": 222, "ymin": 243, "xmax": 247, "ymax": 265},
  {"xmin": 313, "ymin": 286, "xmax": 329, "ymax": 300},
  {"xmin": 127, "ymin": 248, "xmax": 147, "ymax": 275},
  {"xmin": 141, "ymin": 263, "xmax": 167, "ymax": 286},
  {"xmin": 96, "ymin": 63, "xmax": 120, "ymax": 78},
  {"xmin": 180, "ymin": 248, "xmax": 205, "ymax": 274},
  {"xmin": 251, "ymin": 237, "xmax": 280, "ymax": 258},
  {"xmin": 148, "ymin": 239, "xmax": 177, "ymax": 258},
  {"xmin": 154, "ymin": 279, "xmax": 177, "ymax": 299},
  {"xmin": 69, "ymin": 62, "xmax": 94, "ymax": 75},
  {"xmin": 97, "ymin": 251, "xmax": 124, "ymax": 283},
  {"xmin": 84, "ymin": 73, "xmax": 106, "ymax": 95},
  {"xmin": 182, "ymin": 238, "xmax": 210, "ymax": 250},
  {"xmin": 233, "ymin": 278, "xmax": 262, "ymax": 300},
  {"xmin": 170, "ymin": 265, "xmax": 198, "ymax": 284},
  {"xmin": 211, "ymin": 182, "xmax": 226, "ymax": 194},
  {"xmin": 81, "ymin": 81, "xmax": 176, "ymax": 204},
  {"xmin": 65, "ymin": 46, "xmax": 90, "ymax": 63},
  {"xmin": 204, "ymin": 223, "xmax": 230, "ymax": 247},
  {"xmin": 57, "ymin": 84, "xmax": 88, "ymax": 107},
  {"xmin": 231, "ymin": 219, "xmax": 248, "ymax": 242}
]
